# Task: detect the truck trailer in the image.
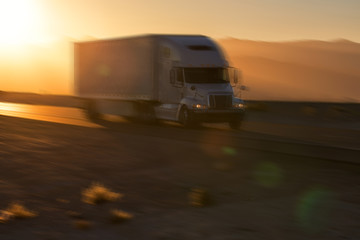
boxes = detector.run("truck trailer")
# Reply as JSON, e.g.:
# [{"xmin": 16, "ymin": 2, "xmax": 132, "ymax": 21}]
[{"xmin": 74, "ymin": 34, "xmax": 245, "ymax": 129}]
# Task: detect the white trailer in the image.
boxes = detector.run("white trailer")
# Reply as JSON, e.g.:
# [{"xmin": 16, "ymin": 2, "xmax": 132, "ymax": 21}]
[{"xmin": 74, "ymin": 34, "xmax": 245, "ymax": 128}]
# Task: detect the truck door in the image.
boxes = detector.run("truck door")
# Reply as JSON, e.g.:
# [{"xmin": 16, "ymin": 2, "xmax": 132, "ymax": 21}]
[
  {"xmin": 154, "ymin": 59, "xmax": 181, "ymax": 120},
  {"xmin": 169, "ymin": 67, "xmax": 184, "ymax": 102},
  {"xmin": 159, "ymin": 60, "xmax": 183, "ymax": 104}
]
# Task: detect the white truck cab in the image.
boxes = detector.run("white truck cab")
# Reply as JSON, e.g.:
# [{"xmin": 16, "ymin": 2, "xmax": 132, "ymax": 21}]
[{"xmin": 155, "ymin": 35, "xmax": 245, "ymax": 128}]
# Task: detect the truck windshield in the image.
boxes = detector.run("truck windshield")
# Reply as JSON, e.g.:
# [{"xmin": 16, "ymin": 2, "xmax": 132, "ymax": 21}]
[{"xmin": 183, "ymin": 68, "xmax": 229, "ymax": 84}]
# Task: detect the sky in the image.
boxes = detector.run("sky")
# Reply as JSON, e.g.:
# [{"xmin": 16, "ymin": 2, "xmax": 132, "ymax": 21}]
[
  {"xmin": 0, "ymin": 0, "xmax": 359, "ymax": 95},
  {"xmin": 1, "ymin": 0, "xmax": 359, "ymax": 46}
]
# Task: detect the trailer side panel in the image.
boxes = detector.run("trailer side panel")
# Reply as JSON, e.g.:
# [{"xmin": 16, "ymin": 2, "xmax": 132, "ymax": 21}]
[{"xmin": 75, "ymin": 37, "xmax": 157, "ymax": 100}]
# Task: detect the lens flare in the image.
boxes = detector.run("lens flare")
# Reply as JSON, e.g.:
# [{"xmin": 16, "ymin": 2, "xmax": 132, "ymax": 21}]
[
  {"xmin": 201, "ymin": 131, "xmax": 233, "ymax": 158},
  {"xmin": 222, "ymin": 146, "xmax": 237, "ymax": 156},
  {"xmin": 296, "ymin": 187, "xmax": 335, "ymax": 233},
  {"xmin": 253, "ymin": 161, "xmax": 283, "ymax": 188}
]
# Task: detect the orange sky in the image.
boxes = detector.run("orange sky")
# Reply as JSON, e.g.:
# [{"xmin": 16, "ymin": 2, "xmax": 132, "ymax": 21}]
[
  {"xmin": 1, "ymin": 0, "xmax": 360, "ymax": 46},
  {"xmin": 45, "ymin": 0, "xmax": 360, "ymax": 41},
  {"xmin": 0, "ymin": 0, "xmax": 359, "ymax": 97}
]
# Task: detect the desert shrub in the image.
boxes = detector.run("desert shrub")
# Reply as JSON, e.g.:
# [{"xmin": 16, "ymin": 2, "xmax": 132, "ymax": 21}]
[
  {"xmin": 5, "ymin": 202, "xmax": 37, "ymax": 219},
  {"xmin": 188, "ymin": 187, "xmax": 212, "ymax": 207},
  {"xmin": 82, "ymin": 182, "xmax": 122, "ymax": 205},
  {"xmin": 109, "ymin": 209, "xmax": 133, "ymax": 223},
  {"xmin": 0, "ymin": 210, "xmax": 13, "ymax": 223},
  {"xmin": 73, "ymin": 220, "xmax": 93, "ymax": 230},
  {"xmin": 66, "ymin": 210, "xmax": 84, "ymax": 219}
]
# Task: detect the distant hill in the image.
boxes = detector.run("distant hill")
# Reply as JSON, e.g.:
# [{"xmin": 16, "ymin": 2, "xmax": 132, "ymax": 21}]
[{"xmin": 218, "ymin": 39, "xmax": 360, "ymax": 102}]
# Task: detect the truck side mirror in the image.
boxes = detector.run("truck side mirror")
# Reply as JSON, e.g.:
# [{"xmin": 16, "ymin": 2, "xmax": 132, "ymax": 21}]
[
  {"xmin": 237, "ymin": 70, "xmax": 242, "ymax": 83},
  {"xmin": 229, "ymin": 68, "xmax": 240, "ymax": 87},
  {"xmin": 234, "ymin": 69, "xmax": 243, "ymax": 86}
]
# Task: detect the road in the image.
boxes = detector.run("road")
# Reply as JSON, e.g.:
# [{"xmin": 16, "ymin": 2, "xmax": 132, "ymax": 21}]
[
  {"xmin": 0, "ymin": 101, "xmax": 359, "ymax": 239},
  {"xmin": 0, "ymin": 102, "xmax": 100, "ymax": 128},
  {"xmin": 0, "ymin": 102, "xmax": 359, "ymax": 163}
]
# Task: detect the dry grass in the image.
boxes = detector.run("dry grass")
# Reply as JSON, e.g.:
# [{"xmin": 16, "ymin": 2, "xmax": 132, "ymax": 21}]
[
  {"xmin": 109, "ymin": 209, "xmax": 133, "ymax": 223},
  {"xmin": 56, "ymin": 198, "xmax": 70, "ymax": 204},
  {"xmin": 188, "ymin": 187, "xmax": 212, "ymax": 207},
  {"xmin": 82, "ymin": 182, "xmax": 122, "ymax": 205},
  {"xmin": 66, "ymin": 210, "xmax": 83, "ymax": 219},
  {"xmin": 1, "ymin": 203, "xmax": 37, "ymax": 221},
  {"xmin": 0, "ymin": 210, "xmax": 13, "ymax": 223},
  {"xmin": 5, "ymin": 202, "xmax": 37, "ymax": 220},
  {"xmin": 73, "ymin": 220, "xmax": 93, "ymax": 230}
]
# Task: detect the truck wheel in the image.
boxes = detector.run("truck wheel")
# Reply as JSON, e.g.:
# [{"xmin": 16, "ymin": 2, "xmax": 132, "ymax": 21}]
[
  {"xmin": 85, "ymin": 100, "xmax": 101, "ymax": 121},
  {"xmin": 179, "ymin": 107, "xmax": 193, "ymax": 128}
]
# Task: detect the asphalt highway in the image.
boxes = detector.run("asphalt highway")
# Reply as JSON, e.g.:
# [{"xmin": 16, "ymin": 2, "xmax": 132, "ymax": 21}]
[{"xmin": 0, "ymin": 102, "xmax": 358, "ymax": 164}]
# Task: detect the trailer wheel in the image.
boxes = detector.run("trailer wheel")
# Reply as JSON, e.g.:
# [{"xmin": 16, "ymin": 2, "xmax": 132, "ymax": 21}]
[
  {"xmin": 179, "ymin": 107, "xmax": 193, "ymax": 128},
  {"xmin": 85, "ymin": 100, "xmax": 101, "ymax": 121}
]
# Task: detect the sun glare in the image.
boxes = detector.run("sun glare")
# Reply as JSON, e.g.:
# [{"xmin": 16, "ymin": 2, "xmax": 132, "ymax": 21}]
[{"xmin": 0, "ymin": 0, "xmax": 47, "ymax": 47}]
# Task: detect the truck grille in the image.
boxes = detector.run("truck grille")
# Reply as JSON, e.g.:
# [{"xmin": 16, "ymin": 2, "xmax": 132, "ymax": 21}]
[{"xmin": 209, "ymin": 95, "xmax": 232, "ymax": 109}]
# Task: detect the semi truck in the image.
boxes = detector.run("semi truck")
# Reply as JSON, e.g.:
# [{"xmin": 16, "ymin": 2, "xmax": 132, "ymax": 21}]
[{"xmin": 74, "ymin": 34, "xmax": 245, "ymax": 129}]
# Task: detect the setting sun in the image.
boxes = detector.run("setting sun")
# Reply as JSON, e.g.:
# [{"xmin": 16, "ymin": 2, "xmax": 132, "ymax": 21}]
[{"xmin": 0, "ymin": 0, "xmax": 46, "ymax": 47}]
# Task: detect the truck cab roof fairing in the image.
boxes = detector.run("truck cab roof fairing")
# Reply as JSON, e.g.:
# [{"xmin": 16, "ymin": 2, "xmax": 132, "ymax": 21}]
[{"xmin": 156, "ymin": 35, "xmax": 228, "ymax": 67}]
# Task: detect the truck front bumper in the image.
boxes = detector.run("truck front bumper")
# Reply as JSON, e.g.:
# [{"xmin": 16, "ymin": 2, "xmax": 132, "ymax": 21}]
[{"xmin": 190, "ymin": 109, "xmax": 245, "ymax": 123}]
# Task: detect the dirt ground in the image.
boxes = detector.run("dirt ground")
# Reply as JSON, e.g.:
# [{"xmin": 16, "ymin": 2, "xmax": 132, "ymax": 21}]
[{"xmin": 0, "ymin": 107, "xmax": 359, "ymax": 239}]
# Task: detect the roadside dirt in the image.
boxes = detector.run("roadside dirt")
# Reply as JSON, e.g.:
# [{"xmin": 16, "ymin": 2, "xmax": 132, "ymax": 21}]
[{"xmin": 0, "ymin": 113, "xmax": 359, "ymax": 239}]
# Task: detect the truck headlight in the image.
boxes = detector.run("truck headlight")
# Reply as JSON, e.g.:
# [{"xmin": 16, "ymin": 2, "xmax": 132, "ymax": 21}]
[
  {"xmin": 192, "ymin": 104, "xmax": 207, "ymax": 109},
  {"xmin": 233, "ymin": 103, "xmax": 245, "ymax": 109}
]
